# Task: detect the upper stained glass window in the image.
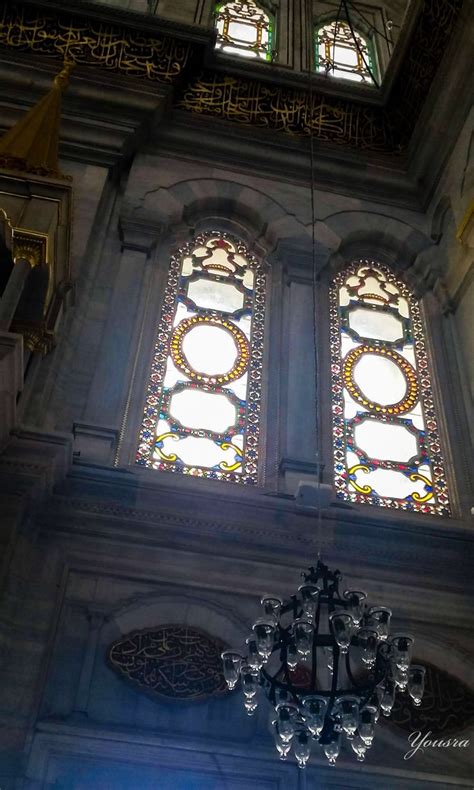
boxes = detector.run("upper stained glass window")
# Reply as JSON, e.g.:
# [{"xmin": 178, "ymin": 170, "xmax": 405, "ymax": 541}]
[
  {"xmin": 136, "ymin": 232, "xmax": 266, "ymax": 484},
  {"xmin": 316, "ymin": 20, "xmax": 375, "ymax": 84},
  {"xmin": 330, "ymin": 262, "xmax": 450, "ymax": 515},
  {"xmin": 215, "ymin": 1, "xmax": 274, "ymax": 61}
]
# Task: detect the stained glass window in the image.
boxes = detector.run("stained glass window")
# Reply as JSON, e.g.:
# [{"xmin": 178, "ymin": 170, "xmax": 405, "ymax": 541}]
[
  {"xmin": 215, "ymin": 1, "xmax": 274, "ymax": 61},
  {"xmin": 316, "ymin": 20, "xmax": 375, "ymax": 84},
  {"xmin": 136, "ymin": 232, "xmax": 266, "ymax": 484},
  {"xmin": 330, "ymin": 261, "xmax": 450, "ymax": 515}
]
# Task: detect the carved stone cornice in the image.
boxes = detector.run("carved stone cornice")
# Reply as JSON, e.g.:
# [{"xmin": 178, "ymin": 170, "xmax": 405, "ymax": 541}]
[
  {"xmin": 119, "ymin": 218, "xmax": 163, "ymax": 254},
  {"xmin": 35, "ymin": 474, "xmax": 474, "ymax": 605},
  {"xmin": 0, "ymin": 1, "xmax": 204, "ymax": 86},
  {"xmin": 0, "ymin": 0, "xmax": 464, "ymax": 154}
]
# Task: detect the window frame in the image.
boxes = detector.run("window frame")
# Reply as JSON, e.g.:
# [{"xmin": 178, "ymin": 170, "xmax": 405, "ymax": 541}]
[
  {"xmin": 132, "ymin": 229, "xmax": 269, "ymax": 486},
  {"xmin": 314, "ymin": 17, "xmax": 379, "ymax": 85},
  {"xmin": 213, "ymin": 0, "xmax": 276, "ymax": 63},
  {"xmin": 329, "ymin": 259, "xmax": 452, "ymax": 516}
]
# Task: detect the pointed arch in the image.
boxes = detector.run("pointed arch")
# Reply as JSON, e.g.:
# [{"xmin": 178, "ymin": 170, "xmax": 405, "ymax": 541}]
[{"xmin": 330, "ymin": 260, "xmax": 450, "ymax": 515}]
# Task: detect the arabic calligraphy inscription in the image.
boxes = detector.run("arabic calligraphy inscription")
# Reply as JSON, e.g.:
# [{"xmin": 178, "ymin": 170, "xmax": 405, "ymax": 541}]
[
  {"xmin": 108, "ymin": 625, "xmax": 229, "ymax": 701},
  {"xmin": 390, "ymin": 661, "xmax": 474, "ymax": 735}
]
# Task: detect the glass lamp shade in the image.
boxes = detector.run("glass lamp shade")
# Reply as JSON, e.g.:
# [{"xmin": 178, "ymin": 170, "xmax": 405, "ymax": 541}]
[
  {"xmin": 261, "ymin": 594, "xmax": 283, "ymax": 622},
  {"xmin": 293, "ymin": 730, "xmax": 311, "ymax": 768},
  {"xmin": 323, "ymin": 731, "xmax": 341, "ymax": 765},
  {"xmin": 368, "ymin": 606, "xmax": 392, "ymax": 640},
  {"xmin": 244, "ymin": 697, "xmax": 258, "ymax": 716},
  {"xmin": 245, "ymin": 636, "xmax": 263, "ymax": 670},
  {"xmin": 358, "ymin": 705, "xmax": 377, "ymax": 746},
  {"xmin": 275, "ymin": 702, "xmax": 298, "ymax": 742},
  {"xmin": 221, "ymin": 650, "xmax": 243, "ymax": 690},
  {"xmin": 241, "ymin": 664, "xmax": 260, "ymax": 698},
  {"xmin": 408, "ymin": 665, "xmax": 426, "ymax": 706},
  {"xmin": 351, "ymin": 734, "xmax": 367, "ymax": 761},
  {"xmin": 276, "ymin": 687, "xmax": 292, "ymax": 705},
  {"xmin": 343, "ymin": 590, "xmax": 367, "ymax": 625},
  {"xmin": 329, "ymin": 611, "xmax": 354, "ymax": 654},
  {"xmin": 287, "ymin": 641, "xmax": 298, "ymax": 669},
  {"xmin": 274, "ymin": 732, "xmax": 292, "ymax": 760},
  {"xmin": 298, "ymin": 583, "xmax": 320, "ymax": 619},
  {"xmin": 293, "ymin": 618, "xmax": 314, "ymax": 658},
  {"xmin": 301, "ymin": 694, "xmax": 328, "ymax": 736},
  {"xmin": 367, "ymin": 687, "xmax": 383, "ymax": 721},
  {"xmin": 358, "ymin": 628, "xmax": 378, "ymax": 668},
  {"xmin": 381, "ymin": 683, "xmax": 395, "ymax": 716},
  {"xmin": 336, "ymin": 695, "xmax": 360, "ymax": 738},
  {"xmin": 252, "ymin": 618, "xmax": 276, "ymax": 660},
  {"xmin": 391, "ymin": 634, "xmax": 414, "ymax": 669},
  {"xmin": 392, "ymin": 662, "xmax": 409, "ymax": 691}
]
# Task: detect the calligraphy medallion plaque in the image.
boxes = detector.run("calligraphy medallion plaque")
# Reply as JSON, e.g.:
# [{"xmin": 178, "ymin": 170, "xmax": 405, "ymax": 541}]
[{"xmin": 108, "ymin": 625, "xmax": 229, "ymax": 702}]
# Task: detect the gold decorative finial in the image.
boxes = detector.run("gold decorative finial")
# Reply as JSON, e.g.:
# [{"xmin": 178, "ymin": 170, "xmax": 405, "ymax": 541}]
[{"xmin": 0, "ymin": 61, "xmax": 75, "ymax": 178}]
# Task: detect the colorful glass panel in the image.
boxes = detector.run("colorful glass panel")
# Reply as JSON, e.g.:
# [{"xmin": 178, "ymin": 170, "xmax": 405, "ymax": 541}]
[
  {"xmin": 215, "ymin": 1, "xmax": 273, "ymax": 61},
  {"xmin": 316, "ymin": 20, "xmax": 375, "ymax": 84},
  {"xmin": 136, "ymin": 232, "xmax": 266, "ymax": 483},
  {"xmin": 330, "ymin": 261, "xmax": 450, "ymax": 515}
]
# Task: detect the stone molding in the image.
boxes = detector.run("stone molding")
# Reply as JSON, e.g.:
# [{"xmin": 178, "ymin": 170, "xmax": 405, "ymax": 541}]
[
  {"xmin": 28, "ymin": 719, "xmax": 474, "ymax": 787},
  {"xmin": 33, "ymin": 472, "xmax": 474, "ymax": 606},
  {"xmin": 118, "ymin": 217, "xmax": 163, "ymax": 254},
  {"xmin": 0, "ymin": 331, "xmax": 23, "ymax": 451}
]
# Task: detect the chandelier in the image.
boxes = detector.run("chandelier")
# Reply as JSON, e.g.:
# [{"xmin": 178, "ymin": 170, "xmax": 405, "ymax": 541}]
[{"xmin": 222, "ymin": 560, "xmax": 425, "ymax": 768}]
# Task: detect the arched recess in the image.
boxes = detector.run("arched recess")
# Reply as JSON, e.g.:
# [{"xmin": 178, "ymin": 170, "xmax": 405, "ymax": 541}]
[
  {"xmin": 127, "ymin": 175, "xmax": 311, "ymax": 254},
  {"xmin": 321, "ymin": 210, "xmax": 436, "ymax": 291},
  {"xmin": 108, "ymin": 593, "xmax": 250, "ymax": 645},
  {"xmin": 88, "ymin": 595, "xmax": 250, "ymax": 721},
  {"xmin": 117, "ymin": 177, "xmax": 323, "ymax": 489},
  {"xmin": 312, "ymin": 211, "xmax": 462, "ymax": 514}
]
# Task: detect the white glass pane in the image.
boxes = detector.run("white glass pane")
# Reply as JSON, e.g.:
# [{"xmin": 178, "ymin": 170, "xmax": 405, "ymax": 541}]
[
  {"xmin": 354, "ymin": 420, "xmax": 418, "ymax": 463},
  {"xmin": 242, "ymin": 269, "xmax": 254, "ymax": 289},
  {"xmin": 343, "ymin": 389, "xmax": 361, "ymax": 419},
  {"xmin": 187, "ymin": 279, "xmax": 244, "ymax": 313},
  {"xmin": 227, "ymin": 371, "xmax": 247, "ymax": 400},
  {"xmin": 158, "ymin": 434, "xmax": 241, "ymax": 471},
  {"xmin": 229, "ymin": 20, "xmax": 256, "ymax": 44},
  {"xmin": 173, "ymin": 302, "xmax": 194, "ymax": 328},
  {"xmin": 349, "ymin": 307, "xmax": 404, "ymax": 342},
  {"xmin": 335, "ymin": 45, "xmax": 358, "ymax": 67},
  {"xmin": 353, "ymin": 354, "xmax": 407, "ymax": 405},
  {"xmin": 221, "ymin": 45, "xmax": 257, "ymax": 58},
  {"xmin": 169, "ymin": 389, "xmax": 236, "ymax": 433},
  {"xmin": 163, "ymin": 359, "xmax": 187, "ymax": 388},
  {"xmin": 182, "ymin": 325, "xmax": 238, "ymax": 375},
  {"xmin": 350, "ymin": 465, "xmax": 432, "ymax": 500},
  {"xmin": 398, "ymin": 297, "xmax": 410, "ymax": 318},
  {"xmin": 333, "ymin": 68, "xmax": 364, "ymax": 82}
]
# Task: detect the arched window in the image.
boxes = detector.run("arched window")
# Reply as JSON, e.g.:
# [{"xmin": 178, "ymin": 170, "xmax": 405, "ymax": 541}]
[
  {"xmin": 330, "ymin": 261, "xmax": 450, "ymax": 515},
  {"xmin": 315, "ymin": 20, "xmax": 375, "ymax": 84},
  {"xmin": 215, "ymin": 1, "xmax": 274, "ymax": 61},
  {"xmin": 136, "ymin": 232, "xmax": 266, "ymax": 484}
]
